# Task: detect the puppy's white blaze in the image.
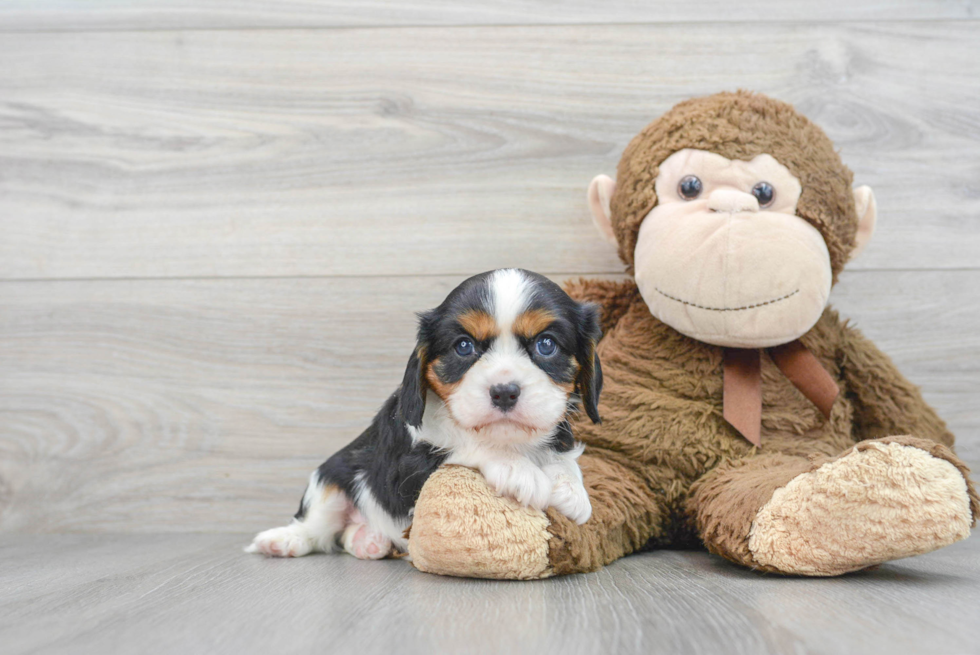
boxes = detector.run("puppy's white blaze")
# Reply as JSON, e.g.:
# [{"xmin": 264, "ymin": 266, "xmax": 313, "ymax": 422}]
[
  {"xmin": 352, "ymin": 471, "xmax": 411, "ymax": 552},
  {"xmin": 489, "ymin": 268, "xmax": 532, "ymax": 331}
]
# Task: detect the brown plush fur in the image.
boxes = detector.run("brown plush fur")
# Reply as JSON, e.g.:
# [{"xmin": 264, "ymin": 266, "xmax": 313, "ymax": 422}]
[
  {"xmin": 543, "ymin": 277, "xmax": 977, "ymax": 574},
  {"xmin": 408, "ymin": 92, "xmax": 978, "ymax": 578}
]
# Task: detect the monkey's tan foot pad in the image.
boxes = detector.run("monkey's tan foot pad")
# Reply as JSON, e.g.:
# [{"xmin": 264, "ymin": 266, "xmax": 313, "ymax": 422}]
[
  {"xmin": 408, "ymin": 466, "xmax": 554, "ymax": 580},
  {"xmin": 748, "ymin": 441, "xmax": 973, "ymax": 576}
]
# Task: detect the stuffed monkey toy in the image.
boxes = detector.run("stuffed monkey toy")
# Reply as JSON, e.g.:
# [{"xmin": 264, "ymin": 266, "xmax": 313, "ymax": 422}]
[{"xmin": 407, "ymin": 91, "xmax": 978, "ymax": 578}]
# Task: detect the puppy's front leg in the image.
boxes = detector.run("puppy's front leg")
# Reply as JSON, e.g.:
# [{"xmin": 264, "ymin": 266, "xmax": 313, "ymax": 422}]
[
  {"xmin": 541, "ymin": 446, "xmax": 592, "ymax": 525},
  {"xmin": 479, "ymin": 456, "xmax": 554, "ymax": 511}
]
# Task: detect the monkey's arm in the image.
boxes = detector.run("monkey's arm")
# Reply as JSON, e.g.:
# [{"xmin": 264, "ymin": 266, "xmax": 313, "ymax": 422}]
[
  {"xmin": 562, "ymin": 277, "xmax": 640, "ymax": 337},
  {"xmin": 544, "ymin": 449, "xmax": 685, "ymax": 575},
  {"xmin": 408, "ymin": 450, "xmax": 680, "ymax": 578},
  {"xmin": 839, "ymin": 323, "xmax": 954, "ymax": 447}
]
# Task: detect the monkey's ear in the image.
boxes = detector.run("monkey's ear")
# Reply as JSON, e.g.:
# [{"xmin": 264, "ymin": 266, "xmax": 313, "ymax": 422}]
[
  {"xmin": 850, "ymin": 185, "xmax": 877, "ymax": 260},
  {"xmin": 574, "ymin": 302, "xmax": 604, "ymax": 424},
  {"xmin": 587, "ymin": 175, "xmax": 617, "ymax": 246}
]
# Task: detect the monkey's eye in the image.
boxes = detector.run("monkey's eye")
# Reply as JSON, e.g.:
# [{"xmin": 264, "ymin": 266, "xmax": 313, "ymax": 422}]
[
  {"xmin": 535, "ymin": 335, "xmax": 558, "ymax": 357},
  {"xmin": 678, "ymin": 175, "xmax": 703, "ymax": 200},
  {"xmin": 752, "ymin": 182, "xmax": 775, "ymax": 207},
  {"xmin": 455, "ymin": 338, "xmax": 475, "ymax": 357}
]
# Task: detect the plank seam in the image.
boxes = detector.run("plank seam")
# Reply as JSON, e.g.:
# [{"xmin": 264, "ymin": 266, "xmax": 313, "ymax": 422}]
[
  {"xmin": 0, "ymin": 267, "xmax": 976, "ymax": 285},
  {"xmin": 1, "ymin": 17, "xmax": 978, "ymax": 35}
]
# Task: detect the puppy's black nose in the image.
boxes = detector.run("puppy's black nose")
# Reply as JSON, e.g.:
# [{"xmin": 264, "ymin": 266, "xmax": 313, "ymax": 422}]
[{"xmin": 489, "ymin": 383, "xmax": 521, "ymax": 412}]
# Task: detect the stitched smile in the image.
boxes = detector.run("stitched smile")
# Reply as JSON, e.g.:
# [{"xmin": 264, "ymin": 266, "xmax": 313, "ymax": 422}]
[{"xmin": 654, "ymin": 287, "xmax": 800, "ymax": 312}]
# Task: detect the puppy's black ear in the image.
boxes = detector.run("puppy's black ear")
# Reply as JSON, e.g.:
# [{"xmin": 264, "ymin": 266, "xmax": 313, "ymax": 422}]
[
  {"xmin": 575, "ymin": 302, "xmax": 603, "ymax": 424},
  {"xmin": 397, "ymin": 348, "xmax": 426, "ymax": 428},
  {"xmin": 397, "ymin": 310, "xmax": 435, "ymax": 428}
]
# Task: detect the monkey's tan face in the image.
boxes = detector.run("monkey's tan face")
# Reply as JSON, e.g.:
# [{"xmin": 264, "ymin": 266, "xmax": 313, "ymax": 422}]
[{"xmin": 633, "ymin": 149, "xmax": 832, "ymax": 348}]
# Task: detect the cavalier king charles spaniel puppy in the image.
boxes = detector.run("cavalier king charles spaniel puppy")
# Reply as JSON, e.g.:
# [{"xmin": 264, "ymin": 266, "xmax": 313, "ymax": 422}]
[{"xmin": 247, "ymin": 269, "xmax": 602, "ymax": 559}]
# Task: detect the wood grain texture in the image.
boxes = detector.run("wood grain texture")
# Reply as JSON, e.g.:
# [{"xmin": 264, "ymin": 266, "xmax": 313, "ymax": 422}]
[
  {"xmin": 2, "ymin": 532, "xmax": 979, "ymax": 655},
  {"xmin": 1, "ymin": 271, "xmax": 976, "ymax": 534},
  {"xmin": 2, "ymin": 22, "xmax": 980, "ymax": 280},
  {"xmin": 1, "ymin": 0, "xmax": 977, "ymax": 31}
]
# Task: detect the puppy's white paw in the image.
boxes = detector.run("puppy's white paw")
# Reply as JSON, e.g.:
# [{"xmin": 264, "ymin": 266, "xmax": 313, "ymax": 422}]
[
  {"xmin": 342, "ymin": 523, "xmax": 392, "ymax": 560},
  {"xmin": 481, "ymin": 459, "xmax": 553, "ymax": 510},
  {"xmin": 245, "ymin": 525, "xmax": 313, "ymax": 558},
  {"xmin": 548, "ymin": 474, "xmax": 592, "ymax": 525}
]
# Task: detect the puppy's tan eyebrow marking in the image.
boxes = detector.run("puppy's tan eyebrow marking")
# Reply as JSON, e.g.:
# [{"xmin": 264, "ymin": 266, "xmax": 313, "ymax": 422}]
[
  {"xmin": 458, "ymin": 310, "xmax": 499, "ymax": 341},
  {"xmin": 513, "ymin": 309, "xmax": 556, "ymax": 338}
]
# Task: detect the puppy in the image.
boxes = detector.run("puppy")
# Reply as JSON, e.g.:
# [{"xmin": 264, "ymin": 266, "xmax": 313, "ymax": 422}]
[{"xmin": 246, "ymin": 269, "xmax": 602, "ymax": 559}]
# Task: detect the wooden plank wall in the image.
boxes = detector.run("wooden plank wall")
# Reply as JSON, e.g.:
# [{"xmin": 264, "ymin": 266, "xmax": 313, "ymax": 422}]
[{"xmin": 1, "ymin": 2, "xmax": 978, "ymax": 533}]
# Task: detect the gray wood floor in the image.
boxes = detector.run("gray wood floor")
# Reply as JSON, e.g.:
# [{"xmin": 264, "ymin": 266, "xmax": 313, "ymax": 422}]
[
  {"xmin": 2, "ymin": 0, "xmax": 976, "ymax": 31},
  {"xmin": 2, "ymin": 533, "xmax": 979, "ymax": 655}
]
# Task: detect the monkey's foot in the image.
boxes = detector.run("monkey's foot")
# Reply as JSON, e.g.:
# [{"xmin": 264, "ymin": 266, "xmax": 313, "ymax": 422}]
[
  {"xmin": 408, "ymin": 466, "xmax": 554, "ymax": 580},
  {"xmin": 748, "ymin": 437, "xmax": 976, "ymax": 576}
]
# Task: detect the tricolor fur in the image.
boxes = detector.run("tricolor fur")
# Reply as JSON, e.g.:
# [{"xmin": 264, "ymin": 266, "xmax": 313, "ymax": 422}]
[{"xmin": 247, "ymin": 269, "xmax": 602, "ymax": 559}]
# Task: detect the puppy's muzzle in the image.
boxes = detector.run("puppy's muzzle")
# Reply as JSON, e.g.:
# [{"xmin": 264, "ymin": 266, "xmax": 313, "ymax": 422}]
[{"xmin": 489, "ymin": 383, "xmax": 521, "ymax": 412}]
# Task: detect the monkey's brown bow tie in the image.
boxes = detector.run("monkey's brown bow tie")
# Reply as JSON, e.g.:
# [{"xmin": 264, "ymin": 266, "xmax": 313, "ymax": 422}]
[{"xmin": 722, "ymin": 341, "xmax": 839, "ymax": 447}]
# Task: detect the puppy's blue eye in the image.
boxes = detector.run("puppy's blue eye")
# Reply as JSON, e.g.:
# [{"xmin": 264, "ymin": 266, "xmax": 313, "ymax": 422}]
[
  {"xmin": 535, "ymin": 336, "xmax": 557, "ymax": 357},
  {"xmin": 455, "ymin": 338, "xmax": 474, "ymax": 356}
]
